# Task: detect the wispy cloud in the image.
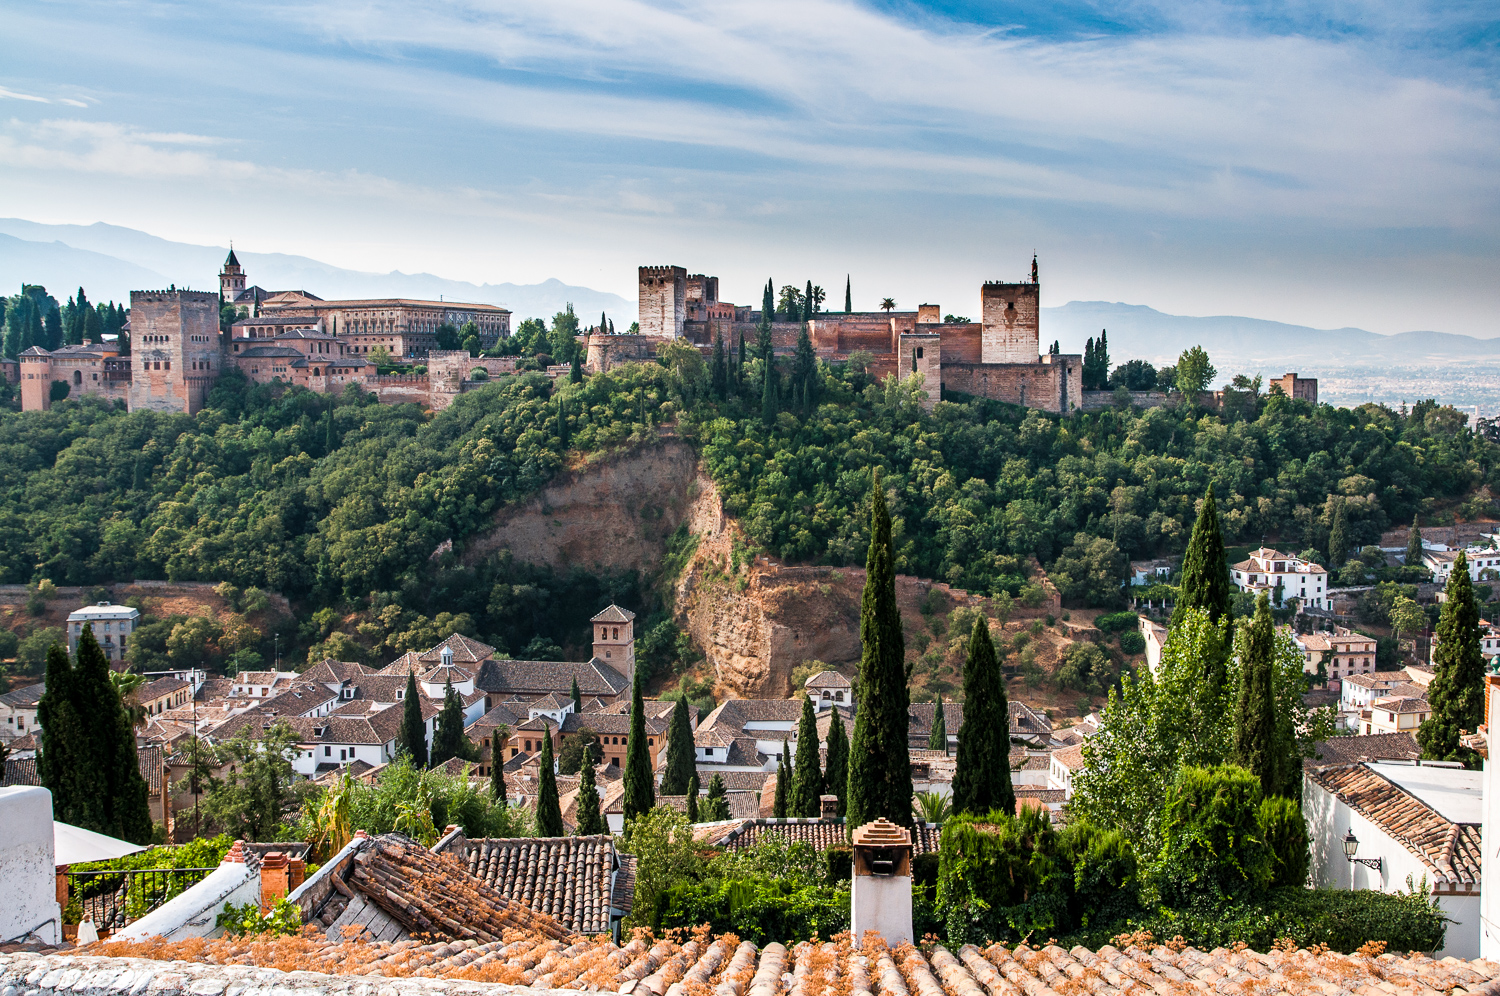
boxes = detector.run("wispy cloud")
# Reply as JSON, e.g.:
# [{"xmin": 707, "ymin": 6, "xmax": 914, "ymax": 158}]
[{"xmin": 0, "ymin": 86, "xmax": 51, "ymax": 103}]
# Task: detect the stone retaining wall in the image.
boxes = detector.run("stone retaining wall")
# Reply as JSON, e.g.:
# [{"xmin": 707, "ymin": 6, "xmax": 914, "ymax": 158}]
[{"xmin": 0, "ymin": 954, "xmax": 580, "ymax": 996}]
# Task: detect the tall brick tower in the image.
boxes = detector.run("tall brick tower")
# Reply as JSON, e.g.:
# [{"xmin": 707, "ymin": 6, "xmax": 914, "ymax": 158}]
[
  {"xmin": 128, "ymin": 290, "xmax": 222, "ymax": 414},
  {"xmin": 638, "ymin": 265, "xmax": 686, "ymax": 338},
  {"xmin": 219, "ymin": 248, "xmax": 246, "ymax": 306},
  {"xmin": 590, "ymin": 605, "xmax": 637, "ymax": 686},
  {"xmin": 979, "ymin": 275, "xmax": 1041, "ymax": 364}
]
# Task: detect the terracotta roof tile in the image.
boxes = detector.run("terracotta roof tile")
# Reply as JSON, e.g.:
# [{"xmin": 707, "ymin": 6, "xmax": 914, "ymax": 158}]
[{"xmin": 441, "ymin": 835, "xmax": 624, "ymax": 935}]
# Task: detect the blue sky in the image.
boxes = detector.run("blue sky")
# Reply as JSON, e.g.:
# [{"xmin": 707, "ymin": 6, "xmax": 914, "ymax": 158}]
[{"xmin": 1, "ymin": 0, "xmax": 1497, "ymax": 335}]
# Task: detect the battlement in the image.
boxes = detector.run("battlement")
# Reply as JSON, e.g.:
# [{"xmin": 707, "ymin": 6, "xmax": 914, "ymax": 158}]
[
  {"xmin": 639, "ymin": 265, "xmax": 687, "ymax": 279},
  {"xmin": 131, "ymin": 290, "xmax": 219, "ymax": 303}
]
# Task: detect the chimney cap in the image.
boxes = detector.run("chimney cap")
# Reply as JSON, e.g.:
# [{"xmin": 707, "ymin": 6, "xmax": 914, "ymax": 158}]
[{"xmin": 851, "ymin": 818, "xmax": 912, "ymax": 848}]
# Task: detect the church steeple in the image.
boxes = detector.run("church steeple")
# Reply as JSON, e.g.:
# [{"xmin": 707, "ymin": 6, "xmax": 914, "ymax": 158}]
[{"xmin": 220, "ymin": 244, "xmax": 245, "ymax": 304}]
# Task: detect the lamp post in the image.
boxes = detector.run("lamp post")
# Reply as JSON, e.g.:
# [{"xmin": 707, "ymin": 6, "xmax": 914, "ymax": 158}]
[{"xmin": 1342, "ymin": 829, "xmax": 1381, "ymax": 889}]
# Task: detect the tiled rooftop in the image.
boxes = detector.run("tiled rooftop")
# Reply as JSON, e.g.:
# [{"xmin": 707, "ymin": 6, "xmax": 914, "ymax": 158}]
[
  {"xmin": 435, "ymin": 833, "xmax": 629, "ymax": 936},
  {"xmin": 700, "ymin": 817, "xmax": 942, "ymax": 854},
  {"xmin": 43, "ymin": 933, "xmax": 1500, "ymax": 994}
]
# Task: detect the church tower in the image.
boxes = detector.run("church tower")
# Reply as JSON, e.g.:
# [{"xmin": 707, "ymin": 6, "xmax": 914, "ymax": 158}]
[
  {"xmin": 219, "ymin": 248, "xmax": 246, "ymax": 305},
  {"xmin": 590, "ymin": 605, "xmax": 636, "ymax": 686}
]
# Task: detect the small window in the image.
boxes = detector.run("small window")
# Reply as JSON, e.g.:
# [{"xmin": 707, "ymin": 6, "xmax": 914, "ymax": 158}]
[{"xmin": 324, "ymin": 746, "xmax": 331, "ymax": 756}]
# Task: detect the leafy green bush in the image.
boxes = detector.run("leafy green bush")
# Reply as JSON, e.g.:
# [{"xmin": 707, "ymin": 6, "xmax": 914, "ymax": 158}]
[
  {"xmin": 1119, "ymin": 630, "xmax": 1146, "ymax": 655},
  {"xmin": 217, "ymin": 897, "xmax": 304, "ymax": 936},
  {"xmin": 1094, "ymin": 611, "xmax": 1139, "ymax": 633},
  {"xmin": 70, "ymin": 834, "xmax": 234, "ymax": 874},
  {"xmin": 659, "ymin": 877, "xmax": 850, "ymax": 943},
  {"xmin": 1258, "ymin": 796, "xmax": 1310, "ymax": 888},
  {"xmin": 1151, "ymin": 764, "xmax": 1272, "ymax": 907}
]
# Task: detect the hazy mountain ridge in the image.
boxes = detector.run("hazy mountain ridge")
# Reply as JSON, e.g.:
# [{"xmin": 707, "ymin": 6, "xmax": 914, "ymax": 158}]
[{"xmin": 0, "ymin": 219, "xmax": 632, "ymax": 323}]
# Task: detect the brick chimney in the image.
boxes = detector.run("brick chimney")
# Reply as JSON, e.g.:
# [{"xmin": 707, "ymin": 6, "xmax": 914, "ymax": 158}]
[
  {"xmin": 850, "ymin": 819, "xmax": 913, "ymax": 945},
  {"xmin": 260, "ymin": 851, "xmax": 290, "ymax": 912},
  {"xmin": 820, "ymin": 795, "xmax": 839, "ymax": 820},
  {"xmin": 288, "ymin": 856, "xmax": 306, "ymax": 893}
]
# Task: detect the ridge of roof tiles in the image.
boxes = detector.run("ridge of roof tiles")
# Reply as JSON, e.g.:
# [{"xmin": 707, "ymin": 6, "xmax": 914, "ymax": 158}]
[
  {"xmin": 444, "ymin": 834, "xmax": 626, "ymax": 935},
  {"xmin": 30, "ymin": 935, "xmax": 1500, "ymax": 994}
]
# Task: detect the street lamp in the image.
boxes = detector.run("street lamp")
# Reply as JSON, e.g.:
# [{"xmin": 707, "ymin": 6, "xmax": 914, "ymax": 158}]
[{"xmin": 1342, "ymin": 829, "xmax": 1382, "ymax": 882}]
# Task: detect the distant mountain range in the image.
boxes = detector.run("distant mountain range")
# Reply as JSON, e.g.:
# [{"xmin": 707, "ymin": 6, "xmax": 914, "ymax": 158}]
[
  {"xmin": 2, "ymin": 219, "xmax": 1496, "ymax": 384},
  {"xmin": 0, "ymin": 219, "xmax": 632, "ymax": 323}
]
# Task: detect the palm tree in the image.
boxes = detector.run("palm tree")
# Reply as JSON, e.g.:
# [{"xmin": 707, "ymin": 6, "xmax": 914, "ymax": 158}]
[
  {"xmin": 109, "ymin": 671, "xmax": 147, "ymax": 728},
  {"xmin": 880, "ymin": 298, "xmax": 896, "ymax": 313},
  {"xmin": 914, "ymin": 790, "xmax": 951, "ymax": 825}
]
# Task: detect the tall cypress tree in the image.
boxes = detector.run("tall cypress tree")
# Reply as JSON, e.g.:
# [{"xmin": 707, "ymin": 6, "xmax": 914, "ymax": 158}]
[
  {"xmin": 761, "ymin": 352, "xmax": 777, "ymax": 426},
  {"xmin": 38, "ymin": 643, "xmax": 94, "ymax": 830},
  {"xmin": 571, "ymin": 677, "xmax": 582, "ymax": 715},
  {"xmin": 430, "ymin": 674, "xmax": 466, "ymax": 766},
  {"xmin": 1096, "ymin": 329, "xmax": 1110, "ymax": 385},
  {"xmin": 536, "ymin": 722, "xmax": 564, "ymax": 836},
  {"xmin": 622, "ymin": 675, "xmax": 655, "ymax": 822},
  {"xmin": 823, "ymin": 707, "xmax": 849, "ymax": 817},
  {"xmin": 928, "ymin": 697, "xmax": 947, "ymax": 752},
  {"xmin": 1420, "ymin": 551, "xmax": 1486, "ymax": 765},
  {"xmin": 569, "ymin": 350, "xmax": 583, "ymax": 384},
  {"xmin": 846, "ymin": 468, "xmax": 913, "ymax": 829},
  {"xmin": 490, "ymin": 725, "xmax": 508, "ymax": 802},
  {"xmin": 774, "ymin": 743, "xmax": 790, "ymax": 818},
  {"xmin": 685, "ymin": 770, "xmax": 700, "ymax": 822},
  {"xmin": 950, "ymin": 617, "xmax": 1014, "ymax": 817},
  {"xmin": 758, "ymin": 280, "xmax": 775, "ymax": 358},
  {"xmin": 575, "ymin": 754, "xmax": 605, "ymax": 835},
  {"xmin": 398, "ymin": 669, "xmax": 428, "ymax": 768},
  {"xmin": 325, "ymin": 400, "xmax": 336, "ymax": 454},
  {"xmin": 711, "ymin": 330, "xmax": 728, "ymax": 400},
  {"xmin": 1234, "ymin": 593, "xmax": 1281, "ymax": 796},
  {"xmin": 845, "ymin": 275, "xmax": 852, "ymax": 313},
  {"xmin": 793, "ymin": 322, "xmax": 817, "ymax": 414},
  {"xmin": 71, "ymin": 287, "xmax": 89, "ymax": 345},
  {"xmin": 660, "ymin": 695, "xmax": 696, "ymax": 794},
  {"xmin": 1083, "ymin": 337, "xmax": 1096, "ymax": 389},
  {"xmin": 1172, "ymin": 487, "xmax": 1233, "ymax": 629},
  {"xmin": 43, "ymin": 306, "xmax": 61, "ymax": 351},
  {"xmin": 1406, "ymin": 515, "xmax": 1424, "ymax": 569},
  {"xmin": 803, "ymin": 280, "xmax": 815, "ymax": 322},
  {"xmin": 736, "ymin": 333, "xmax": 746, "ymax": 392},
  {"xmin": 791, "ymin": 694, "xmax": 823, "ymax": 816},
  {"xmin": 703, "ymin": 773, "xmax": 729, "ymax": 821},
  {"xmin": 1329, "ymin": 499, "xmax": 1350, "ymax": 568}
]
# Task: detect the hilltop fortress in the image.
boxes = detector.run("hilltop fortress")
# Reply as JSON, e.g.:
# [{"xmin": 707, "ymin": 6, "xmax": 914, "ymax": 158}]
[{"xmin": 588, "ymin": 258, "xmax": 1082, "ymax": 413}]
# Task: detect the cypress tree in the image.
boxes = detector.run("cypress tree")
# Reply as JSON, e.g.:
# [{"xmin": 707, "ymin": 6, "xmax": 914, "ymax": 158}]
[
  {"xmin": 845, "ymin": 275, "xmax": 852, "ymax": 313},
  {"xmin": 571, "ymin": 676, "xmax": 582, "ymax": 715},
  {"xmin": 38, "ymin": 643, "xmax": 94, "ymax": 830},
  {"xmin": 1407, "ymin": 515, "xmax": 1424, "ymax": 569},
  {"xmin": 71, "ymin": 287, "xmax": 89, "ymax": 344},
  {"xmin": 1172, "ymin": 487, "xmax": 1233, "ymax": 630},
  {"xmin": 823, "ymin": 707, "xmax": 849, "ymax": 816},
  {"xmin": 430, "ymin": 674, "xmax": 466, "ymax": 766},
  {"xmin": 570, "ymin": 350, "xmax": 583, "ymax": 384},
  {"xmin": 761, "ymin": 352, "xmax": 777, "ymax": 426},
  {"xmin": 793, "ymin": 322, "xmax": 817, "ymax": 414},
  {"xmin": 1234, "ymin": 593, "xmax": 1281, "ymax": 796},
  {"xmin": 774, "ymin": 742, "xmax": 790, "ymax": 817},
  {"xmin": 490, "ymin": 726, "xmax": 508, "ymax": 802},
  {"xmin": 575, "ymin": 754, "xmax": 605, "ymax": 835},
  {"xmin": 685, "ymin": 769, "xmax": 700, "ymax": 822},
  {"xmin": 791, "ymin": 694, "xmax": 823, "ymax": 816},
  {"xmin": 711, "ymin": 330, "xmax": 728, "ymax": 400},
  {"xmin": 660, "ymin": 695, "xmax": 696, "ymax": 794},
  {"xmin": 1083, "ymin": 338, "xmax": 1095, "ymax": 389},
  {"xmin": 928, "ymin": 696, "xmax": 947, "ymax": 752},
  {"xmin": 846, "ymin": 468, "xmax": 913, "ymax": 829},
  {"xmin": 622, "ymin": 676, "xmax": 655, "ymax": 822},
  {"xmin": 1329, "ymin": 499, "xmax": 1349, "ymax": 567},
  {"xmin": 398, "ymin": 669, "xmax": 428, "ymax": 768},
  {"xmin": 1096, "ymin": 329, "xmax": 1110, "ymax": 385},
  {"xmin": 325, "ymin": 401, "xmax": 336, "ymax": 454},
  {"xmin": 737, "ymin": 333, "xmax": 746, "ymax": 391},
  {"xmin": 950, "ymin": 617, "xmax": 1014, "ymax": 817},
  {"xmin": 44, "ymin": 305, "xmax": 61, "ymax": 351},
  {"xmin": 1419, "ymin": 551, "xmax": 1486, "ymax": 765},
  {"xmin": 536, "ymin": 723, "xmax": 564, "ymax": 836},
  {"xmin": 758, "ymin": 280, "xmax": 775, "ymax": 358},
  {"xmin": 703, "ymin": 773, "xmax": 729, "ymax": 821},
  {"xmin": 803, "ymin": 279, "xmax": 815, "ymax": 322}
]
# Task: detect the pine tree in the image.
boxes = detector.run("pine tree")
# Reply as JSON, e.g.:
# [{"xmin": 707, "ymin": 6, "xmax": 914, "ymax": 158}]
[
  {"xmin": 622, "ymin": 675, "xmax": 655, "ymax": 822},
  {"xmin": 774, "ymin": 743, "xmax": 789, "ymax": 818},
  {"xmin": 685, "ymin": 769, "xmax": 700, "ymax": 822},
  {"xmin": 823, "ymin": 707, "xmax": 849, "ymax": 816},
  {"xmin": 711, "ymin": 330, "xmax": 728, "ymax": 400},
  {"xmin": 1419, "ymin": 551, "xmax": 1486, "ymax": 765},
  {"xmin": 1172, "ymin": 487, "xmax": 1233, "ymax": 629},
  {"xmin": 791, "ymin": 694, "xmax": 823, "ymax": 816},
  {"xmin": 845, "ymin": 275, "xmax": 852, "ymax": 313},
  {"xmin": 846, "ymin": 468, "xmax": 913, "ymax": 829},
  {"xmin": 928, "ymin": 696, "xmax": 947, "ymax": 752},
  {"xmin": 761, "ymin": 352, "xmax": 777, "ymax": 426},
  {"xmin": 490, "ymin": 726, "xmax": 508, "ymax": 802},
  {"xmin": 1407, "ymin": 515, "xmax": 1424, "ymax": 569},
  {"xmin": 575, "ymin": 754, "xmax": 605, "ymax": 835},
  {"xmin": 397, "ymin": 669, "xmax": 428, "ymax": 768},
  {"xmin": 430, "ymin": 674, "xmax": 466, "ymax": 766},
  {"xmin": 571, "ymin": 677, "xmax": 582, "ymax": 715},
  {"xmin": 536, "ymin": 723, "xmax": 564, "ymax": 835},
  {"xmin": 1234, "ymin": 593, "xmax": 1281, "ymax": 796},
  {"xmin": 950, "ymin": 617, "xmax": 1014, "ymax": 817},
  {"xmin": 1329, "ymin": 499, "xmax": 1349, "ymax": 567},
  {"xmin": 660, "ymin": 695, "xmax": 696, "ymax": 794},
  {"xmin": 702, "ymin": 773, "xmax": 729, "ymax": 821}
]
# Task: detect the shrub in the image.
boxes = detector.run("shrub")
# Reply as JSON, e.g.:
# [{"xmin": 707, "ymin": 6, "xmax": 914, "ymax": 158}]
[
  {"xmin": 217, "ymin": 898, "xmax": 303, "ymax": 936},
  {"xmin": 659, "ymin": 877, "xmax": 850, "ymax": 943},
  {"xmin": 0, "ymin": 629, "xmax": 17, "ymax": 661},
  {"xmin": 937, "ymin": 807, "xmax": 1070, "ymax": 944},
  {"xmin": 1119, "ymin": 630, "xmax": 1146, "ymax": 655},
  {"xmin": 1095, "ymin": 611, "xmax": 1139, "ymax": 633},
  {"xmin": 1258, "ymin": 796, "xmax": 1310, "ymax": 888},
  {"xmin": 1152, "ymin": 764, "xmax": 1273, "ymax": 907}
]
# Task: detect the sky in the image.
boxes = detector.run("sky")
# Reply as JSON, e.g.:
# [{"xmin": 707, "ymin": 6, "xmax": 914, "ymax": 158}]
[{"xmin": 1, "ymin": 0, "xmax": 1498, "ymax": 336}]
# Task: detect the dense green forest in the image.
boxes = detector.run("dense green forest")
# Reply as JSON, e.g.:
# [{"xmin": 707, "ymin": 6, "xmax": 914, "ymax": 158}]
[{"xmin": 0, "ymin": 347, "xmax": 1492, "ymax": 663}]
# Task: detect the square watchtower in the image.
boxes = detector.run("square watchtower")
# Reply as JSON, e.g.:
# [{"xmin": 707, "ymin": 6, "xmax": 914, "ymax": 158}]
[{"xmin": 591, "ymin": 604, "xmax": 637, "ymax": 685}]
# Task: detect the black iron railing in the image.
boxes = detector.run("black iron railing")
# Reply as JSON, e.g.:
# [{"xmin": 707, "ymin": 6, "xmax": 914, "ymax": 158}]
[{"xmin": 65, "ymin": 867, "xmax": 216, "ymax": 929}]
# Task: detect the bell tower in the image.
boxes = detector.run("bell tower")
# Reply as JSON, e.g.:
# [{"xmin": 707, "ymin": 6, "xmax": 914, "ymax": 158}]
[
  {"xmin": 220, "ymin": 247, "xmax": 246, "ymax": 305},
  {"xmin": 590, "ymin": 605, "xmax": 637, "ymax": 685}
]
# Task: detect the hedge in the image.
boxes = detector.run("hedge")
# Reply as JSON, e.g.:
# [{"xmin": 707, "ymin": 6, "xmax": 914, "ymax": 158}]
[{"xmin": 1095, "ymin": 611, "xmax": 1139, "ymax": 633}]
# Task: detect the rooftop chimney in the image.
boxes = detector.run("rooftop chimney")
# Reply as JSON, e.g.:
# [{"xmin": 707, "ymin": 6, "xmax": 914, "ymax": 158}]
[
  {"xmin": 260, "ymin": 851, "xmax": 290, "ymax": 912},
  {"xmin": 850, "ymin": 819, "xmax": 913, "ymax": 946},
  {"xmin": 820, "ymin": 795, "xmax": 839, "ymax": 820}
]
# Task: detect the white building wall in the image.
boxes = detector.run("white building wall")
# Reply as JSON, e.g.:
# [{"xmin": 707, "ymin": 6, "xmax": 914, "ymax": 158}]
[
  {"xmin": 1482, "ymin": 676, "xmax": 1500, "ymax": 960},
  {"xmin": 1304, "ymin": 773, "xmax": 1478, "ymax": 959},
  {"xmin": 117, "ymin": 861, "xmax": 259, "ymax": 941},
  {"xmin": 0, "ymin": 786, "xmax": 61, "ymax": 945}
]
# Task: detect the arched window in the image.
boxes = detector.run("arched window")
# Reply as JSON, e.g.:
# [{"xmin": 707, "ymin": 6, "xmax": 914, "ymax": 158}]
[
  {"xmin": 73, "ymin": 370, "xmax": 82, "ymax": 385},
  {"xmin": 612, "ymin": 627, "xmax": 619, "ymax": 640}
]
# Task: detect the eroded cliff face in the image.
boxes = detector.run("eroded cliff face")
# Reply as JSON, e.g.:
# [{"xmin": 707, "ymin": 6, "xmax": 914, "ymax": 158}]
[{"xmin": 462, "ymin": 439, "xmax": 700, "ymax": 574}]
